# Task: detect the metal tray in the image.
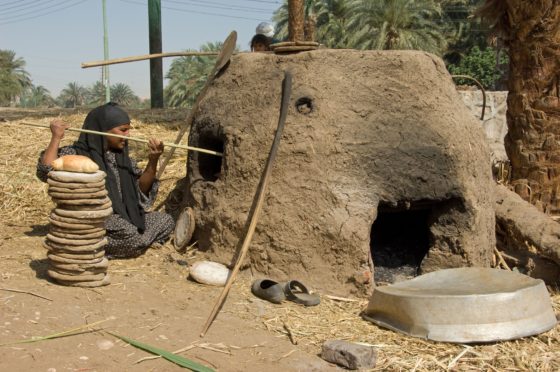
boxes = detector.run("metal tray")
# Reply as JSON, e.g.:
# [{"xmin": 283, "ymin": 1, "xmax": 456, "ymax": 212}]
[{"xmin": 363, "ymin": 268, "xmax": 557, "ymax": 343}]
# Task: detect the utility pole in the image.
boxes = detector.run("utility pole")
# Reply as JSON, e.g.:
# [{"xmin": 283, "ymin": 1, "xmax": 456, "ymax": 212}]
[
  {"xmin": 102, "ymin": 0, "xmax": 110, "ymax": 103},
  {"xmin": 148, "ymin": 0, "xmax": 163, "ymax": 108}
]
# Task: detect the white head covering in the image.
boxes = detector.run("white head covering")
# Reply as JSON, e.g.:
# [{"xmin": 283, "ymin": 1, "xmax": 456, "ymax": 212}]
[{"xmin": 256, "ymin": 22, "xmax": 274, "ymax": 37}]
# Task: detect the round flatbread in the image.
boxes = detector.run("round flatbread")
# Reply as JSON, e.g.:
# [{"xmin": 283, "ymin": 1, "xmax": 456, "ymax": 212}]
[
  {"xmin": 53, "ymin": 207, "xmax": 113, "ymax": 219},
  {"xmin": 49, "ymin": 218, "xmax": 105, "ymax": 230},
  {"xmin": 49, "ymin": 190, "xmax": 108, "ymax": 200},
  {"xmin": 48, "ymin": 185, "xmax": 106, "ymax": 193},
  {"xmin": 47, "ymin": 249, "xmax": 105, "ymax": 260},
  {"xmin": 50, "ymin": 225, "xmax": 104, "ymax": 234},
  {"xmin": 54, "ymin": 275, "xmax": 110, "ymax": 287},
  {"xmin": 48, "ymin": 257, "xmax": 109, "ymax": 272},
  {"xmin": 57, "ymin": 201, "xmax": 112, "ymax": 211},
  {"xmin": 46, "ymin": 234, "xmax": 104, "ymax": 246},
  {"xmin": 43, "ymin": 238, "xmax": 108, "ymax": 253},
  {"xmin": 174, "ymin": 207, "xmax": 196, "ymax": 251},
  {"xmin": 48, "ymin": 269, "xmax": 106, "ymax": 282},
  {"xmin": 48, "ymin": 170, "xmax": 106, "ymax": 183},
  {"xmin": 47, "ymin": 178, "xmax": 105, "ymax": 189},
  {"xmin": 50, "ymin": 212, "xmax": 106, "ymax": 225},
  {"xmin": 47, "ymin": 253, "xmax": 105, "ymax": 264},
  {"xmin": 53, "ymin": 197, "xmax": 111, "ymax": 206},
  {"xmin": 49, "ymin": 229, "xmax": 106, "ymax": 240},
  {"xmin": 50, "ymin": 266, "xmax": 107, "ymax": 276}
]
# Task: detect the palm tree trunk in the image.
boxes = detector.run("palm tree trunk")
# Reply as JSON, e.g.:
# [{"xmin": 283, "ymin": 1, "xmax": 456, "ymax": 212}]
[
  {"xmin": 484, "ymin": 1, "xmax": 560, "ymax": 214},
  {"xmin": 288, "ymin": 0, "xmax": 305, "ymax": 42}
]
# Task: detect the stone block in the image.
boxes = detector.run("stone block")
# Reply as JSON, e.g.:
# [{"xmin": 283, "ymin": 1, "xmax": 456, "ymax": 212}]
[{"xmin": 321, "ymin": 340, "xmax": 377, "ymax": 370}]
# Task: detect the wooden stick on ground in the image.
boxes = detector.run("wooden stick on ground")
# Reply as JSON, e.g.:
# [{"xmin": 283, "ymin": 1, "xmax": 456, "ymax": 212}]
[
  {"xmin": 494, "ymin": 248, "xmax": 512, "ymax": 270},
  {"xmin": 11, "ymin": 121, "xmax": 222, "ymax": 157},
  {"xmin": 0, "ymin": 287, "xmax": 52, "ymax": 302},
  {"xmin": 200, "ymin": 71, "xmax": 293, "ymax": 337}
]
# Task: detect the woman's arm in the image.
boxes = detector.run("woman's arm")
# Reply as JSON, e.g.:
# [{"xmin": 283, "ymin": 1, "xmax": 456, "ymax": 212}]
[
  {"xmin": 138, "ymin": 138, "xmax": 164, "ymax": 195},
  {"xmin": 41, "ymin": 119, "xmax": 69, "ymax": 166}
]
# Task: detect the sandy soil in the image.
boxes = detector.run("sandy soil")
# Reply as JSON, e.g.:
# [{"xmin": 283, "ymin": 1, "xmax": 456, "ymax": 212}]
[{"xmin": 0, "ymin": 225, "xmax": 337, "ymax": 372}]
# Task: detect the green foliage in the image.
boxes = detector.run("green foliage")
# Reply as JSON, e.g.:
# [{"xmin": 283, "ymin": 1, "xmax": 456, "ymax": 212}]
[
  {"xmin": 447, "ymin": 45, "xmax": 507, "ymax": 89},
  {"xmin": 272, "ymin": 0, "xmax": 447, "ymax": 54},
  {"xmin": 87, "ymin": 81, "xmax": 107, "ymax": 106},
  {"xmin": 18, "ymin": 85, "xmax": 55, "ymax": 108},
  {"xmin": 57, "ymin": 82, "xmax": 88, "ymax": 108},
  {"xmin": 437, "ymin": 0, "xmax": 489, "ymax": 64},
  {"xmin": 165, "ymin": 42, "xmax": 237, "ymax": 108},
  {"xmin": 110, "ymin": 83, "xmax": 140, "ymax": 107},
  {"xmin": 107, "ymin": 332, "xmax": 214, "ymax": 372},
  {"xmin": 273, "ymin": 0, "xmax": 351, "ymax": 48},
  {"xmin": 0, "ymin": 50, "xmax": 31, "ymax": 106}
]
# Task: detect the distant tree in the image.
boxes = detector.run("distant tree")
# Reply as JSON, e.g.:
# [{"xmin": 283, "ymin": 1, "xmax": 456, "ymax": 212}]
[
  {"xmin": 110, "ymin": 83, "xmax": 140, "ymax": 107},
  {"xmin": 87, "ymin": 81, "xmax": 107, "ymax": 106},
  {"xmin": 447, "ymin": 45, "xmax": 507, "ymax": 89},
  {"xmin": 273, "ymin": 0, "xmax": 351, "ymax": 48},
  {"xmin": 58, "ymin": 82, "xmax": 87, "ymax": 108},
  {"xmin": 0, "ymin": 50, "xmax": 31, "ymax": 106},
  {"xmin": 19, "ymin": 85, "xmax": 55, "ymax": 108},
  {"xmin": 165, "ymin": 42, "xmax": 237, "ymax": 108},
  {"xmin": 272, "ymin": 0, "xmax": 447, "ymax": 53},
  {"xmin": 346, "ymin": 0, "xmax": 447, "ymax": 54},
  {"xmin": 437, "ymin": 0, "xmax": 489, "ymax": 65}
]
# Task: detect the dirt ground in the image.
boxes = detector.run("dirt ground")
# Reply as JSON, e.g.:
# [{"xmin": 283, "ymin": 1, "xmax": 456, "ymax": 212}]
[{"xmin": 1, "ymin": 109, "xmax": 559, "ymax": 371}]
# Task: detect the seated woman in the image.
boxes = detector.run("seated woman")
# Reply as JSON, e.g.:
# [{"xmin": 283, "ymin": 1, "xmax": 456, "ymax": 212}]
[{"xmin": 37, "ymin": 102, "xmax": 175, "ymax": 258}]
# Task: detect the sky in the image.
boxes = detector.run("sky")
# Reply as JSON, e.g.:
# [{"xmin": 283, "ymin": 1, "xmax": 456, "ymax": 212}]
[{"xmin": 0, "ymin": 0, "xmax": 280, "ymax": 98}]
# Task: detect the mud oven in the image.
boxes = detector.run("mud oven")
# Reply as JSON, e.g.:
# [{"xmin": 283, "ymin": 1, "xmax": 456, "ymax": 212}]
[{"xmin": 175, "ymin": 49, "xmax": 495, "ymax": 295}]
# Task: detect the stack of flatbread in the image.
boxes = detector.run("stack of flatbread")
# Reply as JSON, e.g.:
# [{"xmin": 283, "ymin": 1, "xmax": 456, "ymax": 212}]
[{"xmin": 45, "ymin": 155, "xmax": 112, "ymax": 287}]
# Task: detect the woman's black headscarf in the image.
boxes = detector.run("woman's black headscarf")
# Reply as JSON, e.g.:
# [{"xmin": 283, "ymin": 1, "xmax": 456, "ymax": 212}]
[{"xmin": 74, "ymin": 102, "xmax": 145, "ymax": 232}]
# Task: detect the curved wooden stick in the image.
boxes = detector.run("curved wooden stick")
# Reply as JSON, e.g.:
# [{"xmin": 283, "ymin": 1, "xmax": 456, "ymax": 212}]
[
  {"xmin": 451, "ymin": 74, "xmax": 487, "ymax": 120},
  {"xmin": 199, "ymin": 71, "xmax": 293, "ymax": 337}
]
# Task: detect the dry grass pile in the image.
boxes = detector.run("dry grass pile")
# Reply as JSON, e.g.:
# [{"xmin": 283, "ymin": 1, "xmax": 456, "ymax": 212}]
[{"xmin": 1, "ymin": 108, "xmax": 559, "ymax": 371}]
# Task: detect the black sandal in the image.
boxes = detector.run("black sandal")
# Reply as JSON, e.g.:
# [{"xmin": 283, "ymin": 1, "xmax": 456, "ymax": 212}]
[{"xmin": 284, "ymin": 280, "xmax": 320, "ymax": 306}]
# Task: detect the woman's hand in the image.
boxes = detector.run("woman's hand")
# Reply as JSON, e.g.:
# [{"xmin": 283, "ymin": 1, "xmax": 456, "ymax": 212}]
[
  {"xmin": 50, "ymin": 119, "xmax": 69, "ymax": 140},
  {"xmin": 140, "ymin": 138, "xmax": 164, "ymax": 195},
  {"xmin": 147, "ymin": 138, "xmax": 164, "ymax": 161}
]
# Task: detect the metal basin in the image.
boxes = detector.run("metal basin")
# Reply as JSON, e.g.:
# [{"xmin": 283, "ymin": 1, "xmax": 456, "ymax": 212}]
[{"xmin": 363, "ymin": 268, "xmax": 557, "ymax": 343}]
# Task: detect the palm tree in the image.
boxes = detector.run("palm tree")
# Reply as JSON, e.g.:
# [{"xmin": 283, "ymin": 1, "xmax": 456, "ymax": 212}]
[
  {"xmin": 477, "ymin": 1, "xmax": 560, "ymax": 214},
  {"xmin": 58, "ymin": 82, "xmax": 87, "ymax": 108},
  {"xmin": 19, "ymin": 85, "xmax": 54, "ymax": 108},
  {"xmin": 273, "ymin": 0, "xmax": 351, "ymax": 48},
  {"xmin": 346, "ymin": 0, "xmax": 447, "ymax": 54},
  {"xmin": 165, "ymin": 42, "xmax": 233, "ymax": 108},
  {"xmin": 110, "ymin": 83, "xmax": 140, "ymax": 107},
  {"xmin": 87, "ymin": 81, "xmax": 107, "ymax": 106},
  {"xmin": 0, "ymin": 50, "xmax": 31, "ymax": 106}
]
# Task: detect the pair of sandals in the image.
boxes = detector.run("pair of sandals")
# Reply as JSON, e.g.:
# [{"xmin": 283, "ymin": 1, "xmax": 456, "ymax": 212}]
[{"xmin": 251, "ymin": 279, "xmax": 320, "ymax": 306}]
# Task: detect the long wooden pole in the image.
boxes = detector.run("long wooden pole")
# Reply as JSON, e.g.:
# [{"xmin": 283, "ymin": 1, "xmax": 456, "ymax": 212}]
[
  {"xmin": 200, "ymin": 71, "xmax": 292, "ymax": 337},
  {"xmin": 81, "ymin": 52, "xmax": 221, "ymax": 69},
  {"xmin": 13, "ymin": 121, "xmax": 222, "ymax": 157}
]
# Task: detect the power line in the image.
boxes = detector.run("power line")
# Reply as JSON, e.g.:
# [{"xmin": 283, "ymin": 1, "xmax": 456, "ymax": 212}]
[
  {"xmin": 165, "ymin": 0, "xmax": 275, "ymax": 13},
  {"xmin": 0, "ymin": 0, "xmax": 49, "ymax": 14},
  {"xmin": 0, "ymin": 0, "xmax": 80, "ymax": 21},
  {"xmin": 120, "ymin": 0, "xmax": 270, "ymax": 21},
  {"xmin": 0, "ymin": 0, "xmax": 88, "ymax": 25}
]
